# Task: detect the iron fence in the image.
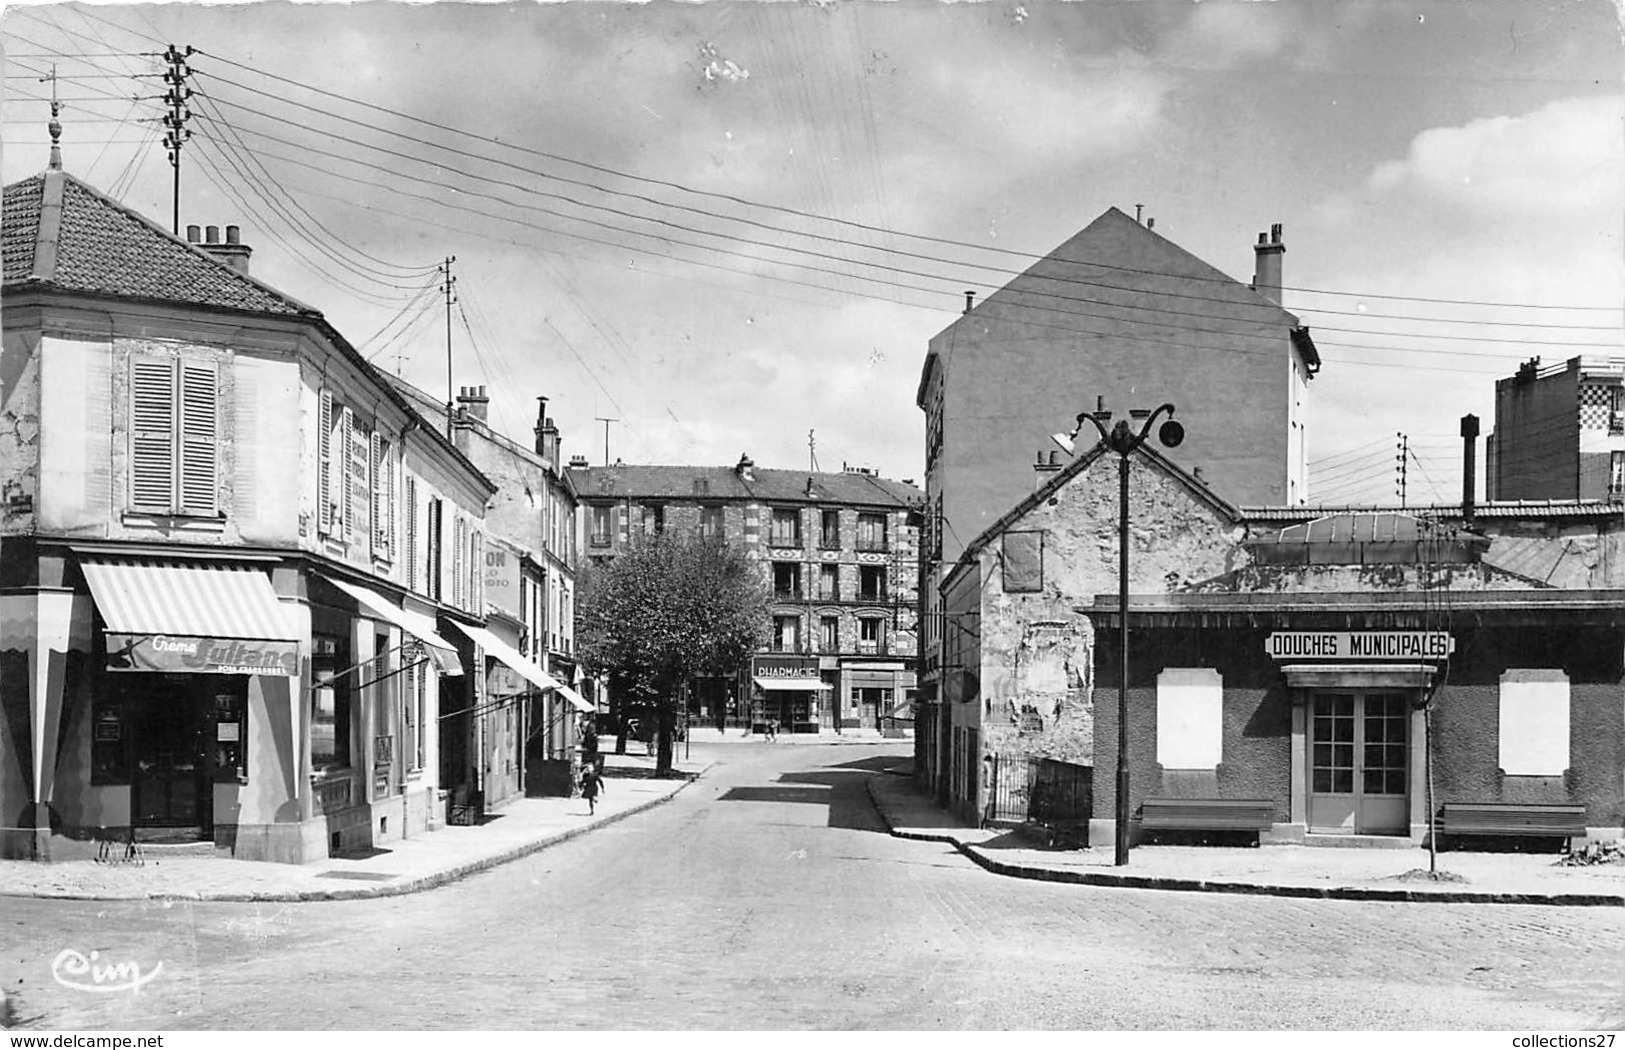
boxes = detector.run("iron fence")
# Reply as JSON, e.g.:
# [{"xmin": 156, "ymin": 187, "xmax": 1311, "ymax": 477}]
[{"xmin": 984, "ymin": 754, "xmax": 1092, "ymax": 831}]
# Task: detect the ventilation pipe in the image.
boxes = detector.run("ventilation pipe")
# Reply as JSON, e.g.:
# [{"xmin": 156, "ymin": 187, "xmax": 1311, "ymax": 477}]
[{"xmin": 1461, "ymin": 413, "xmax": 1479, "ymax": 529}]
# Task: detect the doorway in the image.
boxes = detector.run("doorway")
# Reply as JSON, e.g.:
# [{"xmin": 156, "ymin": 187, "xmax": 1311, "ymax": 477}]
[
  {"xmin": 1308, "ymin": 690, "xmax": 1409, "ymax": 835},
  {"xmin": 128, "ymin": 674, "xmax": 211, "ymax": 832}
]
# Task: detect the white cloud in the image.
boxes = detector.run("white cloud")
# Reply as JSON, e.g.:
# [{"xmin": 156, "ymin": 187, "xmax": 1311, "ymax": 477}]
[{"xmin": 1161, "ymin": 4, "xmax": 1297, "ymax": 68}]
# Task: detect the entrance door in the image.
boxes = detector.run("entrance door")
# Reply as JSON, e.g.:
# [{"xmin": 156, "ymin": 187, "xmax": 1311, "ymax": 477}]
[
  {"xmin": 131, "ymin": 676, "xmax": 210, "ymax": 831},
  {"xmin": 1308, "ymin": 691, "xmax": 1409, "ymax": 835}
]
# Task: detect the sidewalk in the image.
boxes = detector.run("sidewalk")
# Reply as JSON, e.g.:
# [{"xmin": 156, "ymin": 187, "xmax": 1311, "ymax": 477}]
[
  {"xmin": 682, "ymin": 726, "xmax": 910, "ymax": 745},
  {"xmin": 867, "ymin": 769, "xmax": 1625, "ymax": 906},
  {"xmin": 0, "ymin": 752, "xmax": 706, "ymax": 903}
]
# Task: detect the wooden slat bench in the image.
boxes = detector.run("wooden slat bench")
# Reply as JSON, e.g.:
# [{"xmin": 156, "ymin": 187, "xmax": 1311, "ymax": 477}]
[
  {"xmin": 1438, "ymin": 803, "xmax": 1586, "ymax": 839},
  {"xmin": 1139, "ymin": 798, "xmax": 1276, "ymax": 832}
]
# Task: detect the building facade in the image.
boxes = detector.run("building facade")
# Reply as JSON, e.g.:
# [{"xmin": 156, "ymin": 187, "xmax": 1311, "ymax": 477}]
[
  {"xmin": 569, "ymin": 456, "xmax": 921, "ymax": 734},
  {"xmin": 915, "ymin": 209, "xmax": 1320, "ymax": 800},
  {"xmin": 0, "ymin": 165, "xmax": 497, "ymax": 862},
  {"xmin": 935, "ymin": 436, "xmax": 1625, "ymax": 847},
  {"xmin": 1488, "ymin": 356, "xmax": 1625, "ymax": 501},
  {"xmin": 386, "ymin": 381, "xmax": 591, "ymax": 809}
]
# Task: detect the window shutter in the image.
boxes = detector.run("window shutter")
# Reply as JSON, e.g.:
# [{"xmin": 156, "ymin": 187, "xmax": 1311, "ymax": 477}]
[
  {"xmin": 130, "ymin": 357, "xmax": 176, "ymax": 512},
  {"xmin": 385, "ymin": 441, "xmax": 397, "ymax": 557},
  {"xmin": 177, "ymin": 360, "xmax": 219, "ymax": 515},
  {"xmin": 318, "ymin": 389, "xmax": 333, "ymax": 535},
  {"xmin": 370, "ymin": 431, "xmax": 387, "ymax": 556},
  {"xmin": 472, "ymin": 529, "xmax": 483, "ymax": 612},
  {"xmin": 404, "ymin": 475, "xmax": 418, "ymax": 590},
  {"xmin": 339, "ymin": 406, "xmax": 354, "ymax": 536},
  {"xmin": 452, "ymin": 516, "xmax": 465, "ymax": 608}
]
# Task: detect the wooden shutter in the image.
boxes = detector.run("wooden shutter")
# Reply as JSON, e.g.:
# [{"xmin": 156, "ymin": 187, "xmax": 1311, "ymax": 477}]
[
  {"xmin": 129, "ymin": 357, "xmax": 176, "ymax": 512},
  {"xmin": 471, "ymin": 529, "xmax": 483, "ymax": 612},
  {"xmin": 177, "ymin": 361, "xmax": 219, "ymax": 515},
  {"xmin": 370, "ymin": 431, "xmax": 389, "ymax": 557},
  {"xmin": 404, "ymin": 475, "xmax": 418, "ymax": 590},
  {"xmin": 318, "ymin": 389, "xmax": 333, "ymax": 535},
  {"xmin": 339, "ymin": 406, "xmax": 354, "ymax": 537},
  {"xmin": 452, "ymin": 516, "xmax": 465, "ymax": 608}
]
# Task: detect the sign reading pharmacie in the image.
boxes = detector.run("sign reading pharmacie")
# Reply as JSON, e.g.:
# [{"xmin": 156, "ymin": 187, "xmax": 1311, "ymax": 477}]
[
  {"xmin": 751, "ymin": 655, "xmax": 820, "ymax": 679},
  {"xmin": 1265, "ymin": 631, "xmax": 1454, "ymax": 661},
  {"xmin": 106, "ymin": 633, "xmax": 300, "ymax": 677}
]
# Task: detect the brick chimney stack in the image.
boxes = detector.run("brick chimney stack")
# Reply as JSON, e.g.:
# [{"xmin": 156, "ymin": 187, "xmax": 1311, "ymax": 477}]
[
  {"xmin": 1251, "ymin": 223, "xmax": 1284, "ymax": 304},
  {"xmin": 187, "ymin": 223, "xmax": 253, "ymax": 276},
  {"xmin": 1034, "ymin": 449, "xmax": 1062, "ymax": 489},
  {"xmin": 533, "ymin": 396, "xmax": 561, "ymax": 468},
  {"xmin": 455, "ymin": 384, "xmax": 490, "ymax": 424}
]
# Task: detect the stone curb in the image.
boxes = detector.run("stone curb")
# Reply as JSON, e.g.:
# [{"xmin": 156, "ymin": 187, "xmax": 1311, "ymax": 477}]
[
  {"xmin": 863, "ymin": 779, "xmax": 1625, "ymax": 908},
  {"xmin": 3, "ymin": 765, "xmax": 712, "ymax": 904}
]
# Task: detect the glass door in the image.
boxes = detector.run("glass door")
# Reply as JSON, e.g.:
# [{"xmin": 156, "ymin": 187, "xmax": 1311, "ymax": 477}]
[{"xmin": 1309, "ymin": 691, "xmax": 1409, "ymax": 835}]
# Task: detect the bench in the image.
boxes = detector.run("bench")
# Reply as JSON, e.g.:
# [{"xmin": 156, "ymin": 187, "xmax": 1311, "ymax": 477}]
[
  {"xmin": 1438, "ymin": 803, "xmax": 1586, "ymax": 840},
  {"xmin": 1139, "ymin": 798, "xmax": 1276, "ymax": 832}
]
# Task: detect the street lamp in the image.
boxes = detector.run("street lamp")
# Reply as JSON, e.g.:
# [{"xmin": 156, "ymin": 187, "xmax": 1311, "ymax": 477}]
[{"xmin": 1052, "ymin": 402, "xmax": 1183, "ymax": 867}]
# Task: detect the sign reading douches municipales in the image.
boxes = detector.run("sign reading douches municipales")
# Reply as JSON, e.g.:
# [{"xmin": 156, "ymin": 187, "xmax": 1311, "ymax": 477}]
[
  {"xmin": 106, "ymin": 634, "xmax": 300, "ymax": 676},
  {"xmin": 1265, "ymin": 632, "xmax": 1454, "ymax": 661}
]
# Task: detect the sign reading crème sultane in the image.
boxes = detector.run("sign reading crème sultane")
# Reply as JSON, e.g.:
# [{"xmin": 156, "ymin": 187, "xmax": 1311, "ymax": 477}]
[
  {"xmin": 1265, "ymin": 632, "xmax": 1453, "ymax": 661},
  {"xmin": 106, "ymin": 633, "xmax": 300, "ymax": 676}
]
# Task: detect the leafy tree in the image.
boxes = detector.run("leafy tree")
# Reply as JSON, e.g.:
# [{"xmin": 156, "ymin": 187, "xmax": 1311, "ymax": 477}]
[{"xmin": 576, "ymin": 533, "xmax": 768, "ymax": 775}]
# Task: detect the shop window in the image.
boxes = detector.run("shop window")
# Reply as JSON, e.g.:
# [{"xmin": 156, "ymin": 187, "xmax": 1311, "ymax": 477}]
[
  {"xmin": 311, "ymin": 635, "xmax": 352, "ymax": 772},
  {"xmin": 129, "ymin": 354, "xmax": 219, "ymax": 516},
  {"xmin": 1498, "ymin": 669, "xmax": 1570, "ymax": 775},
  {"xmin": 211, "ymin": 683, "xmax": 248, "ymax": 781},
  {"xmin": 90, "ymin": 688, "xmax": 129, "ymax": 785},
  {"xmin": 1156, "ymin": 668, "xmax": 1223, "ymax": 770}
]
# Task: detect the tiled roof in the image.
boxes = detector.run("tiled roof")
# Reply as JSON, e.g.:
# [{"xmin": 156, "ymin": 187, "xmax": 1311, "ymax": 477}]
[
  {"xmin": 569, "ymin": 463, "xmax": 921, "ymax": 508},
  {"xmin": 1240, "ymin": 501, "xmax": 1625, "ymax": 522},
  {"xmin": 3, "ymin": 170, "xmax": 307, "ymax": 317}
]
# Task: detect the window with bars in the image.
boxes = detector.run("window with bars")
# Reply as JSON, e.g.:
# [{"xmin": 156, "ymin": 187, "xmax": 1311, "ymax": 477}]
[{"xmin": 129, "ymin": 355, "xmax": 219, "ymax": 516}]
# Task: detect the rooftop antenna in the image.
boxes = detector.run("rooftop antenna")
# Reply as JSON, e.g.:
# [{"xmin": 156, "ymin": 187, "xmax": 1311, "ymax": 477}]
[
  {"xmin": 596, "ymin": 417, "xmax": 618, "ymax": 466},
  {"xmin": 809, "ymin": 429, "xmax": 820, "ymax": 473},
  {"xmin": 42, "ymin": 65, "xmax": 62, "ymax": 171}
]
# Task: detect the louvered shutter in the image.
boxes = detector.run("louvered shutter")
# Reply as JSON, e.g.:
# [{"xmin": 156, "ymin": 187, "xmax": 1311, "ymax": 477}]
[
  {"xmin": 370, "ymin": 431, "xmax": 386, "ymax": 557},
  {"xmin": 385, "ymin": 440, "xmax": 396, "ymax": 558},
  {"xmin": 404, "ymin": 475, "xmax": 418, "ymax": 590},
  {"xmin": 452, "ymin": 516, "xmax": 465, "ymax": 609},
  {"xmin": 129, "ymin": 357, "xmax": 176, "ymax": 512},
  {"xmin": 318, "ymin": 389, "xmax": 333, "ymax": 535},
  {"xmin": 339, "ymin": 406, "xmax": 354, "ymax": 537},
  {"xmin": 177, "ymin": 361, "xmax": 219, "ymax": 515},
  {"xmin": 472, "ymin": 529, "xmax": 483, "ymax": 612}
]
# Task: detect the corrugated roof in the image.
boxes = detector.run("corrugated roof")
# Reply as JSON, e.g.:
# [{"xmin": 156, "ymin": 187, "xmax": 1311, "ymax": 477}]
[
  {"xmin": 3, "ymin": 170, "xmax": 307, "ymax": 317},
  {"xmin": 568, "ymin": 463, "xmax": 921, "ymax": 507}
]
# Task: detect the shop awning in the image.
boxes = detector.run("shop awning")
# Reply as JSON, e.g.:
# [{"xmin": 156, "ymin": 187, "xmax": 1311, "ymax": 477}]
[
  {"xmin": 320, "ymin": 575, "xmax": 464, "ymax": 675},
  {"xmin": 81, "ymin": 557, "xmax": 299, "ymax": 675},
  {"xmin": 753, "ymin": 676, "xmax": 830, "ymax": 691},
  {"xmin": 554, "ymin": 683, "xmax": 594, "ymax": 714},
  {"xmin": 444, "ymin": 621, "xmax": 589, "ymax": 710}
]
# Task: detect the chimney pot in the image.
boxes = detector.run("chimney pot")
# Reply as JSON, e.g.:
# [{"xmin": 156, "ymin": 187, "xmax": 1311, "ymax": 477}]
[
  {"xmin": 1252, "ymin": 222, "xmax": 1286, "ymax": 304},
  {"xmin": 205, "ymin": 225, "xmax": 220, "ymax": 244},
  {"xmin": 225, "ymin": 225, "xmax": 240, "ymax": 245},
  {"xmin": 185, "ymin": 224, "xmax": 201, "ymax": 243},
  {"xmin": 964, "ymin": 290, "xmax": 976, "ymax": 314}
]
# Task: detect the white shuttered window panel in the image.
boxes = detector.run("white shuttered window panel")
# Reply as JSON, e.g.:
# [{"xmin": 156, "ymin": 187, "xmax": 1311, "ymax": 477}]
[
  {"xmin": 452, "ymin": 516, "xmax": 465, "ymax": 609},
  {"xmin": 338, "ymin": 406, "xmax": 354, "ymax": 537},
  {"xmin": 318, "ymin": 389, "xmax": 333, "ymax": 536},
  {"xmin": 177, "ymin": 361, "xmax": 218, "ymax": 515},
  {"xmin": 129, "ymin": 357, "xmax": 175, "ymax": 512},
  {"xmin": 404, "ymin": 475, "xmax": 418, "ymax": 590}
]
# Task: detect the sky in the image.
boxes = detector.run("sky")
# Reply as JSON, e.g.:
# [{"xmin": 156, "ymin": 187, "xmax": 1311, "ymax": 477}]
[{"xmin": 2, "ymin": 0, "xmax": 1621, "ymax": 505}]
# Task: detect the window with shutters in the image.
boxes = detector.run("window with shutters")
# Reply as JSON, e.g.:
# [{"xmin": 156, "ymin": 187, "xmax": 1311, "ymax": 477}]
[
  {"xmin": 404, "ymin": 475, "xmax": 418, "ymax": 591},
  {"xmin": 129, "ymin": 355, "xmax": 220, "ymax": 517},
  {"xmin": 470, "ymin": 529, "xmax": 483, "ymax": 613},
  {"xmin": 318, "ymin": 388, "xmax": 382, "ymax": 549},
  {"xmin": 370, "ymin": 433, "xmax": 394, "ymax": 561},
  {"xmin": 426, "ymin": 497, "xmax": 443, "ymax": 601},
  {"xmin": 452, "ymin": 516, "xmax": 466, "ymax": 609}
]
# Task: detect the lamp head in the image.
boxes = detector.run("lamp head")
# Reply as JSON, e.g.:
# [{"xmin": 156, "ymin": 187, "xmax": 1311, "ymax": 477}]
[
  {"xmin": 1050, "ymin": 431, "xmax": 1077, "ymax": 456},
  {"xmin": 1158, "ymin": 418, "xmax": 1185, "ymax": 448}
]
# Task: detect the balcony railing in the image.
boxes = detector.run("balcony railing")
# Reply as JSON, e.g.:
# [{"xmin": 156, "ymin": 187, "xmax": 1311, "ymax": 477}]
[
  {"xmin": 855, "ymin": 640, "xmax": 889, "ymax": 656},
  {"xmin": 769, "ymin": 639, "xmax": 802, "ymax": 654},
  {"xmin": 768, "ymin": 529, "xmax": 801, "ymax": 548},
  {"xmin": 773, "ymin": 586, "xmax": 804, "ymax": 601},
  {"xmin": 855, "ymin": 537, "xmax": 889, "ymax": 553},
  {"xmin": 815, "ymin": 587, "xmax": 840, "ymax": 601},
  {"xmin": 589, "ymin": 532, "xmax": 611, "ymax": 548},
  {"xmin": 857, "ymin": 591, "xmax": 890, "ymax": 604}
]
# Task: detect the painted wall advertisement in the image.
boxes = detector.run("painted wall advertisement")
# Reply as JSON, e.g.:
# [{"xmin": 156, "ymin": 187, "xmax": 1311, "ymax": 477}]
[
  {"xmin": 484, "ymin": 545, "xmax": 522, "ymax": 621},
  {"xmin": 105, "ymin": 633, "xmax": 300, "ymax": 676}
]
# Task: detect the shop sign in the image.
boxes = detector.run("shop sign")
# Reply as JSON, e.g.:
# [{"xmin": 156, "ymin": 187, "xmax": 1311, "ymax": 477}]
[
  {"xmin": 751, "ymin": 656, "xmax": 819, "ymax": 678},
  {"xmin": 484, "ymin": 547, "xmax": 521, "ymax": 620},
  {"xmin": 106, "ymin": 633, "xmax": 299, "ymax": 676},
  {"xmin": 1264, "ymin": 631, "xmax": 1454, "ymax": 661}
]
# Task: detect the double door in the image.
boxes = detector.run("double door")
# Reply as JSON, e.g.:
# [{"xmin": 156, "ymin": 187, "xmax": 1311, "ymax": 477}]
[
  {"xmin": 129, "ymin": 676, "xmax": 211, "ymax": 831},
  {"xmin": 1308, "ymin": 691, "xmax": 1410, "ymax": 835}
]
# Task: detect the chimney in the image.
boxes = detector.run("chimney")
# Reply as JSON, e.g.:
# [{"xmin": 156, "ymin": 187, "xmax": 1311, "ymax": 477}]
[
  {"xmin": 963, "ymin": 290, "xmax": 976, "ymax": 314},
  {"xmin": 1461, "ymin": 413, "xmax": 1480, "ymax": 528},
  {"xmin": 455, "ymin": 384, "xmax": 490, "ymax": 424},
  {"xmin": 195, "ymin": 222, "xmax": 253, "ymax": 275},
  {"xmin": 735, "ymin": 453, "xmax": 755, "ymax": 482},
  {"xmin": 1034, "ymin": 449, "xmax": 1062, "ymax": 489},
  {"xmin": 1251, "ymin": 223, "xmax": 1285, "ymax": 304},
  {"xmin": 568, "ymin": 454, "xmax": 589, "ymax": 469}
]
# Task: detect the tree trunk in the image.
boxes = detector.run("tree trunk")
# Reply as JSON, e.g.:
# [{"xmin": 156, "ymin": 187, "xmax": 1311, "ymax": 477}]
[{"xmin": 656, "ymin": 695, "xmax": 677, "ymax": 777}]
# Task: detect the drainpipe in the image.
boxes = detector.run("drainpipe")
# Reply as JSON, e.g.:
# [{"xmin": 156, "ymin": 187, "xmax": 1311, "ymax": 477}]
[{"xmin": 1460, "ymin": 414, "xmax": 1479, "ymax": 529}]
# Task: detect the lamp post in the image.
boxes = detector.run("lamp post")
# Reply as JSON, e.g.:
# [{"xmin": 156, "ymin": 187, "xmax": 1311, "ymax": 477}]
[{"xmin": 1053, "ymin": 402, "xmax": 1183, "ymax": 866}]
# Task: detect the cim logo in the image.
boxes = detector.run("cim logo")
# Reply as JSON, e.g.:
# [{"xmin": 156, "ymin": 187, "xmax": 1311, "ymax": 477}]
[{"xmin": 51, "ymin": 948, "xmax": 163, "ymax": 994}]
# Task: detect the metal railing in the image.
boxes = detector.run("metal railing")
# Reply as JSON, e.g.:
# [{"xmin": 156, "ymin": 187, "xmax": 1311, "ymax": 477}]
[{"xmin": 984, "ymin": 754, "xmax": 1092, "ymax": 832}]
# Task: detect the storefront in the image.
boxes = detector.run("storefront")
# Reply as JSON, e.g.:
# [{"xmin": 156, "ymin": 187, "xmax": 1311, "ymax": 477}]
[{"xmin": 748, "ymin": 655, "xmax": 828, "ymax": 734}]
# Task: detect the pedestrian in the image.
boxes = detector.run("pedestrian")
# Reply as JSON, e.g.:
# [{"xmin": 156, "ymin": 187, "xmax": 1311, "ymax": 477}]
[
  {"xmin": 765, "ymin": 719, "xmax": 778, "ymax": 743},
  {"xmin": 580, "ymin": 763, "xmax": 605, "ymax": 815}
]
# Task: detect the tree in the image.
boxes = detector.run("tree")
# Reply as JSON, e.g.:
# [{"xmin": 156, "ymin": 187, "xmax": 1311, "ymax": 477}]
[{"xmin": 576, "ymin": 533, "xmax": 768, "ymax": 775}]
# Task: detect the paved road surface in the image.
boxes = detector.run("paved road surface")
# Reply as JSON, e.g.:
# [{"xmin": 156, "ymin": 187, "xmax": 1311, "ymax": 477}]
[{"xmin": 4, "ymin": 742, "xmax": 1624, "ymax": 1030}]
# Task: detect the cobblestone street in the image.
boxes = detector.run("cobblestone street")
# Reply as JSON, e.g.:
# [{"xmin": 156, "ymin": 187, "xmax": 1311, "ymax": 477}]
[{"xmin": 5, "ymin": 742, "xmax": 1624, "ymax": 1030}]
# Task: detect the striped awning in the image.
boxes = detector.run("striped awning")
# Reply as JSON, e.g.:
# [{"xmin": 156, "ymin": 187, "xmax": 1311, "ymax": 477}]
[
  {"xmin": 553, "ymin": 683, "xmax": 594, "ymax": 714},
  {"xmin": 80, "ymin": 558, "xmax": 291, "ymax": 640},
  {"xmin": 320, "ymin": 574, "xmax": 464, "ymax": 675},
  {"xmin": 444, "ymin": 620, "xmax": 586, "ymax": 709}
]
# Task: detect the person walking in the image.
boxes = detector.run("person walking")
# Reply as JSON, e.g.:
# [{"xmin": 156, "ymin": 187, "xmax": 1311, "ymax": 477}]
[{"xmin": 580, "ymin": 763, "xmax": 605, "ymax": 815}]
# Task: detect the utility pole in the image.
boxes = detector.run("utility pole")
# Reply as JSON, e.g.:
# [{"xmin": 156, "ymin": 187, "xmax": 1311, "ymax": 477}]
[
  {"xmin": 161, "ymin": 45, "xmax": 194, "ymax": 235},
  {"xmin": 808, "ymin": 429, "xmax": 820, "ymax": 473},
  {"xmin": 595, "ymin": 417, "xmax": 618, "ymax": 465},
  {"xmin": 1396, "ymin": 432, "xmax": 1410, "ymax": 508},
  {"xmin": 441, "ymin": 256, "xmax": 457, "ymax": 439}
]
